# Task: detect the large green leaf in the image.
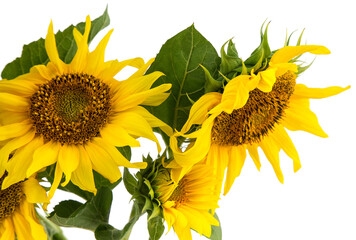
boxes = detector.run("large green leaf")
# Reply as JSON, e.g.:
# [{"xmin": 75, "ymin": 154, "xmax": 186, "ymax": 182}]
[
  {"xmin": 48, "ymin": 187, "xmax": 112, "ymax": 231},
  {"xmin": 1, "ymin": 7, "xmax": 110, "ymax": 80},
  {"xmin": 146, "ymin": 25, "xmax": 220, "ymax": 132}
]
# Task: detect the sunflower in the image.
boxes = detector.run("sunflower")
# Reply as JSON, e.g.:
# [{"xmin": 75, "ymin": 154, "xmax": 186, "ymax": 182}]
[
  {"xmin": 0, "ymin": 173, "xmax": 48, "ymax": 240},
  {"xmin": 0, "ymin": 16, "xmax": 172, "ymax": 199},
  {"xmin": 169, "ymin": 45, "xmax": 350, "ymax": 195},
  {"xmin": 153, "ymin": 162, "xmax": 220, "ymax": 240}
]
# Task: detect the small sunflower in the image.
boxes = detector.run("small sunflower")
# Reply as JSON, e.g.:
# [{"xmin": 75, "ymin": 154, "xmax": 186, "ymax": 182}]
[
  {"xmin": 153, "ymin": 162, "xmax": 220, "ymax": 240},
  {"xmin": 0, "ymin": 173, "xmax": 48, "ymax": 240},
  {"xmin": 170, "ymin": 45, "xmax": 350, "ymax": 195},
  {"xmin": 0, "ymin": 16, "xmax": 172, "ymax": 199}
]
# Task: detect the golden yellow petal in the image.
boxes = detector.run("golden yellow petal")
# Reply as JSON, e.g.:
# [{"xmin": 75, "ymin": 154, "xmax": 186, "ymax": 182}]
[
  {"xmin": 2, "ymin": 137, "xmax": 43, "ymax": 190},
  {"xmin": 270, "ymin": 125, "xmax": 301, "ymax": 172},
  {"xmin": 70, "ymin": 145, "xmax": 97, "ymax": 194},
  {"xmin": 100, "ymin": 123, "xmax": 140, "ymax": 148},
  {"xmin": 98, "ymin": 58, "xmax": 145, "ymax": 81},
  {"xmin": 293, "ymin": 84, "xmax": 351, "ymax": 99},
  {"xmin": 284, "ymin": 97, "xmax": 328, "ymax": 138},
  {"xmin": 87, "ymin": 29, "xmax": 113, "ymax": 75},
  {"xmin": 246, "ymin": 143, "xmax": 261, "ymax": 171},
  {"xmin": 0, "ymin": 130, "xmax": 35, "ymax": 176},
  {"xmin": 131, "ymin": 106, "xmax": 173, "ymax": 136},
  {"xmin": 126, "ymin": 58, "xmax": 155, "ymax": 80},
  {"xmin": 224, "ymin": 145, "xmax": 246, "ymax": 195},
  {"xmin": 58, "ymin": 144, "xmax": 80, "ymax": 186},
  {"xmin": 0, "ymin": 120, "xmax": 32, "ymax": 141},
  {"xmin": 48, "ymin": 164, "xmax": 63, "ymax": 201},
  {"xmin": 0, "ymin": 93, "xmax": 29, "ymax": 112},
  {"xmin": 23, "ymin": 177, "xmax": 49, "ymax": 204},
  {"xmin": 85, "ymin": 142, "xmax": 122, "ymax": 183},
  {"xmin": 0, "ymin": 218, "xmax": 15, "ymax": 240},
  {"xmin": 111, "ymin": 111, "xmax": 161, "ymax": 152},
  {"xmin": 93, "ymin": 138, "xmax": 146, "ymax": 170},
  {"xmin": 270, "ymin": 45, "xmax": 330, "ymax": 64},
  {"xmin": 259, "ymin": 136, "xmax": 284, "ymax": 183},
  {"xmin": 45, "ymin": 21, "xmax": 65, "ymax": 74},
  {"xmin": 179, "ymin": 206, "xmax": 212, "ymax": 237},
  {"xmin": 27, "ymin": 140, "xmax": 60, "ymax": 177},
  {"xmin": 21, "ymin": 202, "xmax": 47, "ymax": 240},
  {"xmin": 180, "ymin": 92, "xmax": 221, "ymax": 134},
  {"xmin": 0, "ymin": 79, "xmax": 37, "ymax": 97},
  {"xmin": 12, "ymin": 211, "xmax": 33, "ymax": 240}
]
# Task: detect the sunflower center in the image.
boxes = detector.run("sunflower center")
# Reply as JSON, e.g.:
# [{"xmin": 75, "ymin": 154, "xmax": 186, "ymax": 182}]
[
  {"xmin": 29, "ymin": 73, "xmax": 112, "ymax": 145},
  {"xmin": 0, "ymin": 173, "xmax": 24, "ymax": 221},
  {"xmin": 168, "ymin": 178, "xmax": 188, "ymax": 207},
  {"xmin": 211, "ymin": 71, "xmax": 296, "ymax": 146}
]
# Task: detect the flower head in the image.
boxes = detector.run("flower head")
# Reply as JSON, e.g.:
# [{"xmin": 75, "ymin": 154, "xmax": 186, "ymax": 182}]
[
  {"xmin": 0, "ymin": 16, "xmax": 172, "ymax": 199},
  {"xmin": 170, "ymin": 44, "xmax": 350, "ymax": 195},
  {"xmin": 153, "ymin": 162, "xmax": 220, "ymax": 240},
  {"xmin": 0, "ymin": 173, "xmax": 48, "ymax": 240}
]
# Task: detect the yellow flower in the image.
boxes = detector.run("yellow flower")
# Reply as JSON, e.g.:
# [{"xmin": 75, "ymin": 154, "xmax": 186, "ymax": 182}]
[
  {"xmin": 0, "ymin": 173, "xmax": 49, "ymax": 240},
  {"xmin": 0, "ymin": 16, "xmax": 172, "ymax": 199},
  {"xmin": 153, "ymin": 162, "xmax": 220, "ymax": 240},
  {"xmin": 170, "ymin": 45, "xmax": 350, "ymax": 195}
]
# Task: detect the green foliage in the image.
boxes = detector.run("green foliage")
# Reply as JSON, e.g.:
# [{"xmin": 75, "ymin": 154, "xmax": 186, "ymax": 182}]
[
  {"xmin": 147, "ymin": 216, "xmax": 165, "ymax": 240},
  {"xmin": 1, "ymin": 7, "xmax": 110, "ymax": 80},
  {"xmin": 48, "ymin": 187, "xmax": 112, "ymax": 231},
  {"xmin": 146, "ymin": 24, "xmax": 220, "ymax": 132},
  {"xmin": 210, "ymin": 213, "xmax": 222, "ymax": 240}
]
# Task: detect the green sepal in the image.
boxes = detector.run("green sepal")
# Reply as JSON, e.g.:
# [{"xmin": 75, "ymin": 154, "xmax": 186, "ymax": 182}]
[
  {"xmin": 147, "ymin": 216, "xmax": 165, "ymax": 240},
  {"xmin": 219, "ymin": 39, "xmax": 242, "ymax": 75},
  {"xmin": 201, "ymin": 64, "xmax": 223, "ymax": 93},
  {"xmin": 48, "ymin": 187, "xmax": 112, "ymax": 231},
  {"xmin": 1, "ymin": 7, "xmax": 110, "ymax": 80},
  {"xmin": 244, "ymin": 21, "xmax": 272, "ymax": 71}
]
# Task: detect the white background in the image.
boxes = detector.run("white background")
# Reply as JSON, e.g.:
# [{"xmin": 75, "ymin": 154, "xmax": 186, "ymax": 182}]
[{"xmin": 0, "ymin": 1, "xmax": 355, "ymax": 239}]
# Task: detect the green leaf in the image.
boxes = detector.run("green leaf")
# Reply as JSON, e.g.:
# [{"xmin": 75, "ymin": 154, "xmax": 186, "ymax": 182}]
[
  {"xmin": 48, "ymin": 187, "xmax": 112, "ymax": 231},
  {"xmin": 1, "ymin": 7, "xmax": 110, "ymax": 80},
  {"xmin": 148, "ymin": 216, "xmax": 165, "ymax": 240},
  {"xmin": 123, "ymin": 168, "xmax": 138, "ymax": 195},
  {"xmin": 146, "ymin": 24, "xmax": 220, "ymax": 132},
  {"xmin": 95, "ymin": 201, "xmax": 144, "ymax": 240},
  {"xmin": 210, "ymin": 213, "xmax": 222, "ymax": 240},
  {"xmin": 37, "ymin": 211, "xmax": 67, "ymax": 240}
]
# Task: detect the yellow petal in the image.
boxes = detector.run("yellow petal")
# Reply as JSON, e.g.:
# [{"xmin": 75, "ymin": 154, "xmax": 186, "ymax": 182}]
[
  {"xmin": 31, "ymin": 64, "xmax": 60, "ymax": 80},
  {"xmin": 269, "ymin": 125, "xmax": 301, "ymax": 172},
  {"xmin": 259, "ymin": 136, "xmax": 284, "ymax": 183},
  {"xmin": 87, "ymin": 29, "xmax": 113, "ymax": 75},
  {"xmin": 0, "ymin": 93, "xmax": 29, "ymax": 112},
  {"xmin": 0, "ymin": 120, "xmax": 32, "ymax": 141},
  {"xmin": 21, "ymin": 202, "xmax": 47, "ymax": 240},
  {"xmin": 0, "ymin": 130, "xmax": 35, "ymax": 176},
  {"xmin": 126, "ymin": 58, "xmax": 155, "ymax": 80},
  {"xmin": 58, "ymin": 144, "xmax": 80, "ymax": 186},
  {"xmin": 0, "ymin": 218, "xmax": 15, "ymax": 240},
  {"xmin": 100, "ymin": 123, "xmax": 140, "ymax": 148},
  {"xmin": 12, "ymin": 211, "xmax": 33, "ymax": 240},
  {"xmin": 271, "ymin": 45, "xmax": 330, "ymax": 64},
  {"xmin": 131, "ymin": 106, "xmax": 173, "ymax": 136},
  {"xmin": 0, "ymin": 79, "xmax": 37, "ymax": 97},
  {"xmin": 181, "ymin": 92, "xmax": 221, "ymax": 134},
  {"xmin": 256, "ymin": 68, "xmax": 277, "ymax": 92},
  {"xmin": 93, "ymin": 138, "xmax": 146, "ymax": 169},
  {"xmin": 112, "ymin": 111, "xmax": 161, "ymax": 152},
  {"xmin": 71, "ymin": 145, "xmax": 96, "ymax": 194},
  {"xmin": 114, "ymin": 83, "xmax": 172, "ymax": 111},
  {"xmin": 98, "ymin": 58, "xmax": 145, "ymax": 80},
  {"xmin": 211, "ymin": 75, "xmax": 249, "ymax": 114},
  {"xmin": 246, "ymin": 143, "xmax": 261, "ymax": 171},
  {"xmin": 85, "ymin": 142, "xmax": 122, "ymax": 183},
  {"xmin": 284, "ymin": 97, "xmax": 328, "ymax": 137},
  {"xmin": 293, "ymin": 84, "xmax": 351, "ymax": 99},
  {"xmin": 23, "ymin": 177, "xmax": 49, "ymax": 203},
  {"xmin": 2, "ymin": 137, "xmax": 43, "ymax": 190},
  {"xmin": 27, "ymin": 140, "xmax": 61, "ymax": 177},
  {"xmin": 48, "ymin": 164, "xmax": 63, "ymax": 201},
  {"xmin": 224, "ymin": 145, "xmax": 246, "ymax": 195},
  {"xmin": 45, "ymin": 20, "xmax": 65, "ymax": 73}
]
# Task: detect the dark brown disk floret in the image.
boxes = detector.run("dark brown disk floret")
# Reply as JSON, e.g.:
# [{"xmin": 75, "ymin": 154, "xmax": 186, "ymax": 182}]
[
  {"xmin": 211, "ymin": 71, "xmax": 296, "ymax": 146},
  {"xmin": 0, "ymin": 173, "xmax": 24, "ymax": 221},
  {"xmin": 29, "ymin": 73, "xmax": 112, "ymax": 145}
]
